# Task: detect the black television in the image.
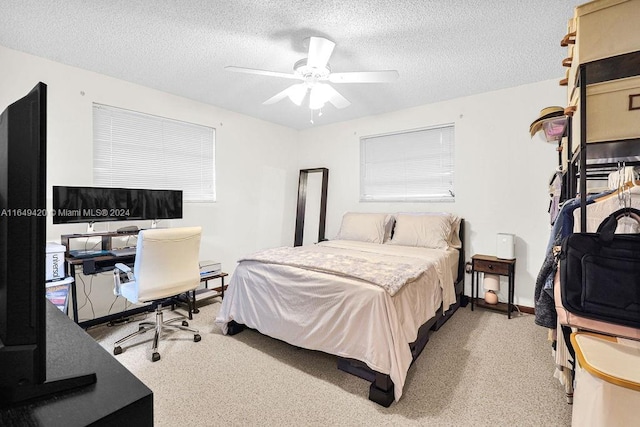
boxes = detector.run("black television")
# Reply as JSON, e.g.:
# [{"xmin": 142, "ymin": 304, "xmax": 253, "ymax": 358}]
[
  {"xmin": 52, "ymin": 186, "xmax": 183, "ymax": 225},
  {"xmin": 0, "ymin": 83, "xmax": 95, "ymax": 404}
]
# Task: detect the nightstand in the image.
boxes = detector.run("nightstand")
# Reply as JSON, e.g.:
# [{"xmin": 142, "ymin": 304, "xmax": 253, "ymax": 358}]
[{"xmin": 470, "ymin": 254, "xmax": 516, "ymax": 318}]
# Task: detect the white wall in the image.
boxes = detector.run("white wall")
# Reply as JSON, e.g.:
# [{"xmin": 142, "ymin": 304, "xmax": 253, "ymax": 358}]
[
  {"xmin": 0, "ymin": 45, "xmax": 300, "ymax": 320},
  {"xmin": 2, "ymin": 43, "xmax": 565, "ymax": 314},
  {"xmin": 298, "ymin": 80, "xmax": 565, "ymax": 307}
]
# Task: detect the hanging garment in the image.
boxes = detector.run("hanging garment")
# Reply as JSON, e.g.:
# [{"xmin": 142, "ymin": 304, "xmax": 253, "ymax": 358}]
[
  {"xmin": 574, "ymin": 190, "xmax": 640, "ymax": 233},
  {"xmin": 535, "ymin": 191, "xmax": 612, "ymax": 328}
]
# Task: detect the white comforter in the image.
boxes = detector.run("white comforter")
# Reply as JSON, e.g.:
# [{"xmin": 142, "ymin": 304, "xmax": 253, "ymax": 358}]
[{"xmin": 215, "ymin": 240, "xmax": 459, "ymax": 401}]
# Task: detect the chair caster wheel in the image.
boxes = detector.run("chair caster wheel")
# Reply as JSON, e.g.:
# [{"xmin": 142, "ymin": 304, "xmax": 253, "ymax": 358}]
[
  {"xmin": 194, "ymin": 334, "xmax": 201, "ymax": 342},
  {"xmin": 114, "ymin": 346, "xmax": 123, "ymax": 355},
  {"xmin": 182, "ymin": 320, "xmax": 189, "ymax": 327},
  {"xmin": 152, "ymin": 352, "xmax": 161, "ymax": 362}
]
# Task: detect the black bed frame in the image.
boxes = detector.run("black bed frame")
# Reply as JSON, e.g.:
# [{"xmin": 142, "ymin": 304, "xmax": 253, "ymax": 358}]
[{"xmin": 227, "ymin": 219, "xmax": 466, "ymax": 407}]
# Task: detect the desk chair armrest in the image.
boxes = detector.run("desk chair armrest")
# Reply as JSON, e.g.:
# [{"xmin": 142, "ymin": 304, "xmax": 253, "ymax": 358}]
[
  {"xmin": 113, "ymin": 263, "xmax": 134, "ymax": 296},
  {"xmin": 114, "ymin": 262, "xmax": 133, "ymax": 280}
]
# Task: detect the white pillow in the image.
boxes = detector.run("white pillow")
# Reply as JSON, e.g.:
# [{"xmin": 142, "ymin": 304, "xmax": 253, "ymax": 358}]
[
  {"xmin": 334, "ymin": 212, "xmax": 393, "ymax": 244},
  {"xmin": 388, "ymin": 213, "xmax": 454, "ymax": 249},
  {"xmin": 390, "ymin": 212, "xmax": 461, "ymax": 247}
]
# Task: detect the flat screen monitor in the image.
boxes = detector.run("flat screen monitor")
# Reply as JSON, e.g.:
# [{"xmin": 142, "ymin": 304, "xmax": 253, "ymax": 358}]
[
  {"xmin": 0, "ymin": 82, "xmax": 48, "ymax": 391},
  {"xmin": 0, "ymin": 82, "xmax": 95, "ymax": 405},
  {"xmin": 52, "ymin": 186, "xmax": 183, "ymax": 224}
]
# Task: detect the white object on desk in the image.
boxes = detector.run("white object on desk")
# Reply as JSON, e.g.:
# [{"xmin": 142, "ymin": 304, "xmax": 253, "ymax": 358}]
[
  {"xmin": 108, "ymin": 247, "xmax": 137, "ymax": 257},
  {"xmin": 200, "ymin": 260, "xmax": 221, "ymax": 277}
]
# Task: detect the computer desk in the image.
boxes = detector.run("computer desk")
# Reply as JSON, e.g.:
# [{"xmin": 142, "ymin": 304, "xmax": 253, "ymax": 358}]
[
  {"xmin": 0, "ymin": 301, "xmax": 153, "ymax": 426},
  {"xmin": 65, "ymin": 252, "xmax": 156, "ymax": 328},
  {"xmin": 63, "ymin": 230, "xmax": 219, "ymax": 328},
  {"xmin": 62, "ymin": 231, "xmax": 153, "ymax": 329}
]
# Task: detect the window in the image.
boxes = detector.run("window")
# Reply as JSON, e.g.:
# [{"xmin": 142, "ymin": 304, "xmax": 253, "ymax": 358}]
[
  {"xmin": 360, "ymin": 124, "xmax": 455, "ymax": 202},
  {"xmin": 93, "ymin": 104, "xmax": 215, "ymax": 202}
]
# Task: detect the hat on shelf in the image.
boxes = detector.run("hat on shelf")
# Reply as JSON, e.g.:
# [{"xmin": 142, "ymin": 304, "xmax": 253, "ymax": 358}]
[{"xmin": 530, "ymin": 106, "xmax": 565, "ymax": 137}]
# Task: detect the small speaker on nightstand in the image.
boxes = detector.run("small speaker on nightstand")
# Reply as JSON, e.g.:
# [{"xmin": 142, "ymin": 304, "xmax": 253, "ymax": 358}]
[{"xmin": 496, "ymin": 233, "xmax": 515, "ymax": 259}]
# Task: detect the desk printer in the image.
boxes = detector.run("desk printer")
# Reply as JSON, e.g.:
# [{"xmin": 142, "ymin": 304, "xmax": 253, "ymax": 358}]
[{"xmin": 199, "ymin": 260, "xmax": 221, "ymax": 278}]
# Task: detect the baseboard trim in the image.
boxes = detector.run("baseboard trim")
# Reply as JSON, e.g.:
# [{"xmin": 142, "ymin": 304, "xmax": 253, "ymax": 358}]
[{"xmin": 517, "ymin": 305, "xmax": 534, "ymax": 314}]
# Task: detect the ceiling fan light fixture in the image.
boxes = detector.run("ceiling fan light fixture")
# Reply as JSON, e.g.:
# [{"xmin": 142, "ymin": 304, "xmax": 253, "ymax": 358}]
[{"xmin": 309, "ymin": 84, "xmax": 331, "ymax": 110}]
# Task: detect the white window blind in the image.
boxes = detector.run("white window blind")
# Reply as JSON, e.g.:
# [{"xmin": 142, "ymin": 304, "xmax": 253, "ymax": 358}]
[
  {"xmin": 93, "ymin": 104, "xmax": 215, "ymax": 202},
  {"xmin": 360, "ymin": 125, "xmax": 455, "ymax": 202}
]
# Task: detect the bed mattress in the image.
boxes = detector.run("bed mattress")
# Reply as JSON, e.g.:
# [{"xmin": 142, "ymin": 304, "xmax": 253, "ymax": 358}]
[{"xmin": 215, "ymin": 240, "xmax": 459, "ymax": 401}]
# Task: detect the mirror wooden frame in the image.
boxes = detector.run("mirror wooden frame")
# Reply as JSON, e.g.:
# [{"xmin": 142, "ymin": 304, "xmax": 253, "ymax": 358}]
[{"xmin": 294, "ymin": 168, "xmax": 328, "ymax": 247}]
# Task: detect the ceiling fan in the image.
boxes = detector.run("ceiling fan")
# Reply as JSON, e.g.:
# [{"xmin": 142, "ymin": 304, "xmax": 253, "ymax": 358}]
[{"xmin": 225, "ymin": 36, "xmax": 399, "ymax": 111}]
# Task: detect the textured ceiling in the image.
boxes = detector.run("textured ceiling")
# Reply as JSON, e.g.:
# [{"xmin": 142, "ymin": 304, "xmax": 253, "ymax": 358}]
[{"xmin": 0, "ymin": 0, "xmax": 579, "ymax": 130}]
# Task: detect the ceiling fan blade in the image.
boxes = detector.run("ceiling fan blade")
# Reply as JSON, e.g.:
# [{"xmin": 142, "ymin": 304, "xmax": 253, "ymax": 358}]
[
  {"xmin": 263, "ymin": 83, "xmax": 308, "ymax": 106},
  {"xmin": 307, "ymin": 37, "xmax": 335, "ymax": 69},
  {"xmin": 310, "ymin": 84, "xmax": 350, "ymax": 109},
  {"xmin": 325, "ymin": 85, "xmax": 351, "ymax": 109},
  {"xmin": 225, "ymin": 66, "xmax": 301, "ymax": 80},
  {"xmin": 328, "ymin": 70, "xmax": 399, "ymax": 83},
  {"xmin": 286, "ymin": 83, "xmax": 309, "ymax": 106},
  {"xmin": 263, "ymin": 88, "xmax": 290, "ymax": 105}
]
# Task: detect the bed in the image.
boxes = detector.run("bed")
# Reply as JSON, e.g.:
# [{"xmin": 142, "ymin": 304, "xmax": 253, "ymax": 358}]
[{"xmin": 215, "ymin": 212, "xmax": 465, "ymax": 406}]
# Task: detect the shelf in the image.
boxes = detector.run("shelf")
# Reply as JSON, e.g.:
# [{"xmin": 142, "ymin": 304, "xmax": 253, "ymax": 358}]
[
  {"xmin": 579, "ymin": 51, "xmax": 640, "ymax": 86},
  {"xmin": 571, "ymin": 138, "xmax": 640, "ymax": 166},
  {"xmin": 61, "ymin": 230, "xmax": 139, "ymax": 258},
  {"xmin": 195, "ymin": 286, "xmax": 226, "ymax": 300},
  {"xmin": 472, "ymin": 298, "xmax": 514, "ymax": 314}
]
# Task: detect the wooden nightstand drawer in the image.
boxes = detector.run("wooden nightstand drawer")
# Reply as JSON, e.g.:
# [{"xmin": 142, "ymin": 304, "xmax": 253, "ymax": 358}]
[{"xmin": 474, "ymin": 259, "xmax": 510, "ymax": 275}]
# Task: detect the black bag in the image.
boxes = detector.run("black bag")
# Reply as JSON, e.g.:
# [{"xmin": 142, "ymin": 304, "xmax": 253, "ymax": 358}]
[{"xmin": 559, "ymin": 207, "xmax": 640, "ymax": 329}]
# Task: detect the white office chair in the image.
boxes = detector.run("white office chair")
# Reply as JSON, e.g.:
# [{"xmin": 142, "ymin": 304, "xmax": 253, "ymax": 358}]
[{"xmin": 112, "ymin": 226, "xmax": 202, "ymax": 362}]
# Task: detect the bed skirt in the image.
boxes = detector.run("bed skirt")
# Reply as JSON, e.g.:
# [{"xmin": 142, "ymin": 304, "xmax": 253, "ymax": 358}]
[{"xmin": 335, "ymin": 278, "xmax": 465, "ymax": 406}]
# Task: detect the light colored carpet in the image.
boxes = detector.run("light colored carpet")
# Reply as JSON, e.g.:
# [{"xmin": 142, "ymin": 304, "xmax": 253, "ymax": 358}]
[{"xmin": 88, "ymin": 301, "xmax": 572, "ymax": 426}]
